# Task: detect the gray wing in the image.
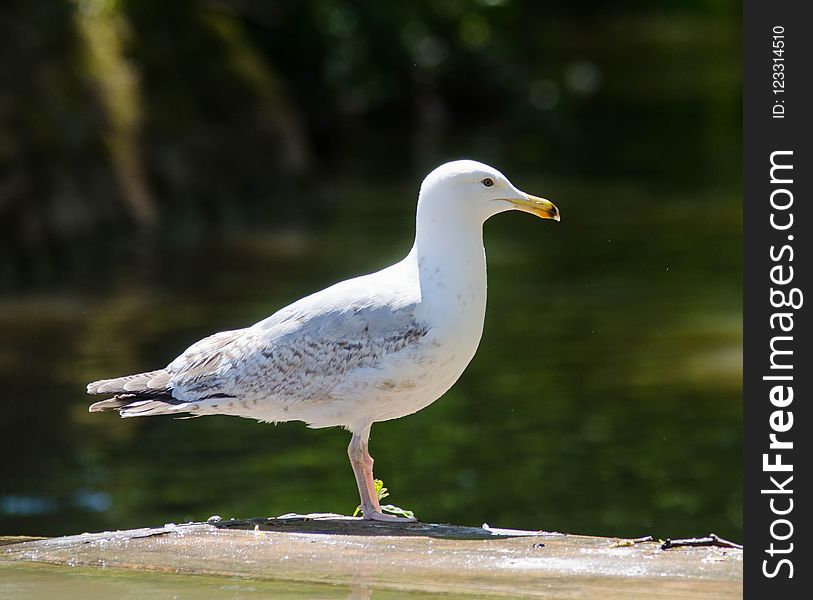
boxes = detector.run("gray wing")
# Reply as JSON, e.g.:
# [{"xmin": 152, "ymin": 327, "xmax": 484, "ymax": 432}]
[{"xmin": 88, "ymin": 274, "xmax": 428, "ymax": 416}]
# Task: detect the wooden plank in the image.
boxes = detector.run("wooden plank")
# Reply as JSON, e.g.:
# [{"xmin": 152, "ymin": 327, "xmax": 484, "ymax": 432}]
[
  {"xmin": 0, "ymin": 516, "xmax": 742, "ymax": 598},
  {"xmin": 0, "ymin": 536, "xmax": 46, "ymax": 547}
]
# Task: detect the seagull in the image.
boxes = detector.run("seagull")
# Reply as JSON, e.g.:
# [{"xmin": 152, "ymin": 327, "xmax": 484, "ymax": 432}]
[{"xmin": 87, "ymin": 160, "xmax": 560, "ymax": 522}]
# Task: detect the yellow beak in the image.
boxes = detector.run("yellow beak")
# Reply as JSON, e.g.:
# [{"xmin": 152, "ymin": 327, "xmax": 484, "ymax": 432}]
[{"xmin": 507, "ymin": 193, "xmax": 560, "ymax": 221}]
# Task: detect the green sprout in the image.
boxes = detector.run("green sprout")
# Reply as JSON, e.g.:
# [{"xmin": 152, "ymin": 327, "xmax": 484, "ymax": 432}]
[{"xmin": 353, "ymin": 479, "xmax": 415, "ymax": 519}]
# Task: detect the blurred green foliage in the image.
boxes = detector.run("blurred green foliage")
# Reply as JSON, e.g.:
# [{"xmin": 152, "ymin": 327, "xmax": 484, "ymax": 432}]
[{"xmin": 1, "ymin": 0, "xmax": 739, "ymax": 282}]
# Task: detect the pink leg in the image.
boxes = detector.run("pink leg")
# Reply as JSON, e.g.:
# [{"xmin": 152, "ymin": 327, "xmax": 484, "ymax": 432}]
[{"xmin": 348, "ymin": 425, "xmax": 416, "ymax": 522}]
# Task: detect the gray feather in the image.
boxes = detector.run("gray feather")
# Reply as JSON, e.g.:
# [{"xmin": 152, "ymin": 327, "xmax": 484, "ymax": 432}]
[{"xmin": 87, "ymin": 369, "xmax": 170, "ymax": 395}]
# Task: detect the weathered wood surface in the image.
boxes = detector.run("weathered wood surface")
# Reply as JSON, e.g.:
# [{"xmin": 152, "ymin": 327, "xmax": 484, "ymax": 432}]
[
  {"xmin": 1, "ymin": 515, "xmax": 742, "ymax": 598},
  {"xmin": 0, "ymin": 536, "xmax": 45, "ymax": 547}
]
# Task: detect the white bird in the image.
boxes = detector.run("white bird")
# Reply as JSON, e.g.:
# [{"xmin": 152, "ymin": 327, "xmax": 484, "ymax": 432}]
[{"xmin": 87, "ymin": 160, "xmax": 560, "ymax": 522}]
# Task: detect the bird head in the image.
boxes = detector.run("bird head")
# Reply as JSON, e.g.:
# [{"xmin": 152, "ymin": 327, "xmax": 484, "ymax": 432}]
[{"xmin": 418, "ymin": 160, "xmax": 560, "ymax": 224}]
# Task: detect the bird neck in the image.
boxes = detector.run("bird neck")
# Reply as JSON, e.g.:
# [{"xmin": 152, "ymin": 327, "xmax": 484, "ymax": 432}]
[{"xmin": 411, "ymin": 202, "xmax": 488, "ymax": 324}]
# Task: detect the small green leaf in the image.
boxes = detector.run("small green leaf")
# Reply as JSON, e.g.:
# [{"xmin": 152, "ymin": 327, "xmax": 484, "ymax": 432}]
[
  {"xmin": 353, "ymin": 479, "xmax": 415, "ymax": 519},
  {"xmin": 373, "ymin": 479, "xmax": 390, "ymax": 501}
]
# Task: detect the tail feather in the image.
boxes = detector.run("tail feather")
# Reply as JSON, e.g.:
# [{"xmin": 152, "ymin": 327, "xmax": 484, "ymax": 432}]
[
  {"xmin": 87, "ymin": 369, "xmax": 170, "ymax": 395},
  {"xmin": 119, "ymin": 398, "xmax": 188, "ymax": 417},
  {"xmin": 88, "ymin": 392, "xmax": 188, "ymax": 416},
  {"xmin": 88, "ymin": 396, "xmax": 133, "ymax": 413},
  {"xmin": 87, "ymin": 369, "xmax": 185, "ymax": 417}
]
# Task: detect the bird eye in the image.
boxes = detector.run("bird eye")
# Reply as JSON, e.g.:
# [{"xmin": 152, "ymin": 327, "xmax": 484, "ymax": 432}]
[{"xmin": 482, "ymin": 178, "xmax": 494, "ymax": 187}]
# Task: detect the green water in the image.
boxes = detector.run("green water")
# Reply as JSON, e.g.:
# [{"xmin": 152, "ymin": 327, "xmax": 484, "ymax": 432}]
[{"xmin": 0, "ymin": 11, "xmax": 741, "ymax": 548}]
